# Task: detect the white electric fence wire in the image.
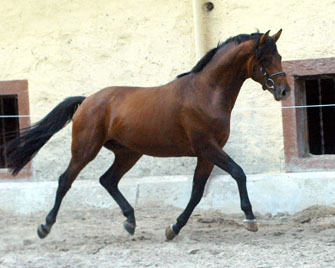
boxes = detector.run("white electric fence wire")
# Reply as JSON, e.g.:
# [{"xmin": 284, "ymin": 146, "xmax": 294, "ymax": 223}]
[
  {"xmin": 234, "ymin": 104, "xmax": 335, "ymax": 111},
  {"xmin": 0, "ymin": 104, "xmax": 334, "ymax": 118}
]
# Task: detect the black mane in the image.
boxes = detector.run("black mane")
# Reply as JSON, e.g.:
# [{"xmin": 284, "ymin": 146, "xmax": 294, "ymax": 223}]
[{"xmin": 177, "ymin": 32, "xmax": 276, "ymax": 78}]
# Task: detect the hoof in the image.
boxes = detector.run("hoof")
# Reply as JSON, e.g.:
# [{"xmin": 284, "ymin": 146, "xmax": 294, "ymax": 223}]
[
  {"xmin": 123, "ymin": 221, "xmax": 136, "ymax": 235},
  {"xmin": 37, "ymin": 224, "xmax": 50, "ymax": 239},
  {"xmin": 243, "ymin": 219, "xmax": 258, "ymax": 232},
  {"xmin": 165, "ymin": 224, "xmax": 177, "ymax": 241}
]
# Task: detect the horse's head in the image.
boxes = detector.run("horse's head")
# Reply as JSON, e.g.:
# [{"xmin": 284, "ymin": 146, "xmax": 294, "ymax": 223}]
[{"xmin": 248, "ymin": 30, "xmax": 291, "ymax": 101}]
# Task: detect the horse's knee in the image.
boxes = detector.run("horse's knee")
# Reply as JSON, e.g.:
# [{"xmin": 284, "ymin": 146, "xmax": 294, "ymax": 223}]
[
  {"xmin": 99, "ymin": 175, "xmax": 109, "ymax": 188},
  {"xmin": 99, "ymin": 175, "xmax": 118, "ymax": 192},
  {"xmin": 57, "ymin": 174, "xmax": 72, "ymax": 194},
  {"xmin": 231, "ymin": 166, "xmax": 246, "ymax": 183}
]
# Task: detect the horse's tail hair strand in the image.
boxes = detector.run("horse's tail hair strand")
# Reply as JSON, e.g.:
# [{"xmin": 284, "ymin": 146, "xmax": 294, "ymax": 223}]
[{"xmin": 6, "ymin": 96, "xmax": 86, "ymax": 175}]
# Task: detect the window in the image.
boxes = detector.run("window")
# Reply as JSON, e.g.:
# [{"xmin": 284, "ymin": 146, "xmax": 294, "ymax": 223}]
[
  {"xmin": 0, "ymin": 95, "xmax": 20, "ymax": 167},
  {"xmin": 281, "ymin": 58, "xmax": 335, "ymax": 172},
  {"xmin": 0, "ymin": 80, "xmax": 31, "ymax": 178},
  {"xmin": 304, "ymin": 77, "xmax": 335, "ymax": 155}
]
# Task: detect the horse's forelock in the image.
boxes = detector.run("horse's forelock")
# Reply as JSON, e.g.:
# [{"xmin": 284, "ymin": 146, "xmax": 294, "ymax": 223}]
[{"xmin": 255, "ymin": 37, "xmax": 277, "ymax": 61}]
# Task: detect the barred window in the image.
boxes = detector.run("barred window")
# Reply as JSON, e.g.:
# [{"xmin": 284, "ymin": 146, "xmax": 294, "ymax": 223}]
[{"xmin": 282, "ymin": 58, "xmax": 335, "ymax": 172}]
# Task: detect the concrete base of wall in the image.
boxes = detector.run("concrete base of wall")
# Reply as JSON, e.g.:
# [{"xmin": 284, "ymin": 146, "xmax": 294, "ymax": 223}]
[{"xmin": 1, "ymin": 172, "xmax": 335, "ymax": 215}]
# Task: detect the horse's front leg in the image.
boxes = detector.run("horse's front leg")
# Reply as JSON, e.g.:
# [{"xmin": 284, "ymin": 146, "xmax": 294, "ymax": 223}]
[
  {"xmin": 166, "ymin": 157, "xmax": 214, "ymax": 240},
  {"xmin": 195, "ymin": 140, "xmax": 258, "ymax": 232}
]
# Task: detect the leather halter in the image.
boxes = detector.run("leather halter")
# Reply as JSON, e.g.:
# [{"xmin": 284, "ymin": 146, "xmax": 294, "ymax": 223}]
[{"xmin": 261, "ymin": 65, "xmax": 286, "ymax": 91}]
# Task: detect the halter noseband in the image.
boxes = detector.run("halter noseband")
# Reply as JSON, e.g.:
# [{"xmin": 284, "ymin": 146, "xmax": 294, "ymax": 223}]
[{"xmin": 261, "ymin": 65, "xmax": 286, "ymax": 91}]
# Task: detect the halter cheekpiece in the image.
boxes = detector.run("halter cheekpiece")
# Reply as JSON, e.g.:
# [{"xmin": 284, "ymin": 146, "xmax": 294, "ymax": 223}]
[{"xmin": 261, "ymin": 65, "xmax": 286, "ymax": 90}]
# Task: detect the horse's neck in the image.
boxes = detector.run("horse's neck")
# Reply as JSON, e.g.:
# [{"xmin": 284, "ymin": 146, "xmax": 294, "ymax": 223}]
[{"xmin": 201, "ymin": 45, "xmax": 251, "ymax": 111}]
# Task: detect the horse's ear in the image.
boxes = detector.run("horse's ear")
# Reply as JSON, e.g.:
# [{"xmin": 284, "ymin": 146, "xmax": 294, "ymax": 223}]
[
  {"xmin": 260, "ymin": 30, "xmax": 270, "ymax": 45},
  {"xmin": 272, "ymin": 29, "xmax": 282, "ymax": 43},
  {"xmin": 255, "ymin": 30, "xmax": 270, "ymax": 48}
]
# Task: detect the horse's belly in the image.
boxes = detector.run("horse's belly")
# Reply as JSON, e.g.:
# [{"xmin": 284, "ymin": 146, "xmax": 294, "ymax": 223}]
[
  {"xmin": 133, "ymin": 144, "xmax": 195, "ymax": 157},
  {"xmin": 115, "ymin": 131, "xmax": 194, "ymax": 157}
]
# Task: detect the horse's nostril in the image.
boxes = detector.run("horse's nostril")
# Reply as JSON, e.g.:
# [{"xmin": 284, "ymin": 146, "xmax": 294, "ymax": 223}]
[{"xmin": 282, "ymin": 90, "xmax": 287, "ymax": 96}]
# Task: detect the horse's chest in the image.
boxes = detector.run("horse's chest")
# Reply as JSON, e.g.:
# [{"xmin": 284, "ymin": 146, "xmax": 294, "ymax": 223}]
[{"xmin": 210, "ymin": 118, "xmax": 230, "ymax": 146}]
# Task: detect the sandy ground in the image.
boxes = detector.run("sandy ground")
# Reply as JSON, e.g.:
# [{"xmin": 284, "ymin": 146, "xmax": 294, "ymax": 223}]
[{"xmin": 1, "ymin": 205, "xmax": 335, "ymax": 268}]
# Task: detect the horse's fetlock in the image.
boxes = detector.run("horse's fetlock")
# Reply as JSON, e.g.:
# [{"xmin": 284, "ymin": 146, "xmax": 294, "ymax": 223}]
[
  {"xmin": 124, "ymin": 207, "xmax": 134, "ymax": 218},
  {"xmin": 46, "ymin": 214, "xmax": 56, "ymax": 226},
  {"xmin": 241, "ymin": 204, "xmax": 252, "ymax": 212}
]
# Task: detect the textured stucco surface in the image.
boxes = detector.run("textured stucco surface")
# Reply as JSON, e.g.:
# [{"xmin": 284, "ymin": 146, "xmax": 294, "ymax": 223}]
[{"xmin": 1, "ymin": 0, "xmax": 335, "ymax": 180}]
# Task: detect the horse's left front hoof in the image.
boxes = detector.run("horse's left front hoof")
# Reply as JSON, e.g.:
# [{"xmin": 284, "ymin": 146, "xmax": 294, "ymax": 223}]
[
  {"xmin": 123, "ymin": 221, "xmax": 136, "ymax": 235},
  {"xmin": 165, "ymin": 224, "xmax": 177, "ymax": 241},
  {"xmin": 243, "ymin": 219, "xmax": 258, "ymax": 232},
  {"xmin": 37, "ymin": 224, "xmax": 50, "ymax": 239}
]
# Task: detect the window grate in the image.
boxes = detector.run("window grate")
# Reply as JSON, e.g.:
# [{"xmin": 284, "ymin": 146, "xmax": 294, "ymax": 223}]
[
  {"xmin": 0, "ymin": 95, "xmax": 20, "ymax": 168},
  {"xmin": 305, "ymin": 77, "xmax": 335, "ymax": 155}
]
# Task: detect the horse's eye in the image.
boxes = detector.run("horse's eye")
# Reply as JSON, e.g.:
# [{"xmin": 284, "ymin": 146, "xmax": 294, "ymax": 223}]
[{"xmin": 263, "ymin": 57, "xmax": 272, "ymax": 65}]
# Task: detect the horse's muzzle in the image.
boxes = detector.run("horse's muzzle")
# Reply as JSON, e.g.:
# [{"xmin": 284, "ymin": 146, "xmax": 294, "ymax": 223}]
[{"xmin": 274, "ymin": 85, "xmax": 291, "ymax": 101}]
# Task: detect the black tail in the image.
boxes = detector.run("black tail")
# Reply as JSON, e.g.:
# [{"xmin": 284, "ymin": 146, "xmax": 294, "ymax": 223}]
[{"xmin": 7, "ymin": 96, "xmax": 86, "ymax": 175}]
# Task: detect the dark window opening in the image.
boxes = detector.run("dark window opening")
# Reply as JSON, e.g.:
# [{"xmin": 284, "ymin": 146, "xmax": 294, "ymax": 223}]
[
  {"xmin": 305, "ymin": 77, "xmax": 335, "ymax": 155},
  {"xmin": 0, "ymin": 95, "xmax": 20, "ymax": 168},
  {"xmin": 282, "ymin": 58, "xmax": 335, "ymax": 172}
]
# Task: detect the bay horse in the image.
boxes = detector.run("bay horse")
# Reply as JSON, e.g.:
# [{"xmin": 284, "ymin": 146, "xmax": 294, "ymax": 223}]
[{"xmin": 7, "ymin": 30, "xmax": 290, "ymax": 241}]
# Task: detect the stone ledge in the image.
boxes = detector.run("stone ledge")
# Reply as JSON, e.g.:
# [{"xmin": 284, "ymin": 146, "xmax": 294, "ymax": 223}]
[{"xmin": 0, "ymin": 172, "xmax": 334, "ymax": 215}]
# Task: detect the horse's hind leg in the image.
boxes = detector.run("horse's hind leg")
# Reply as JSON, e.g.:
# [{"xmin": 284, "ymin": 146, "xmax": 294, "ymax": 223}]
[
  {"xmin": 37, "ymin": 141, "xmax": 103, "ymax": 239},
  {"xmin": 99, "ymin": 148, "xmax": 142, "ymax": 235},
  {"xmin": 37, "ymin": 165, "xmax": 78, "ymax": 238},
  {"xmin": 166, "ymin": 157, "xmax": 214, "ymax": 240}
]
